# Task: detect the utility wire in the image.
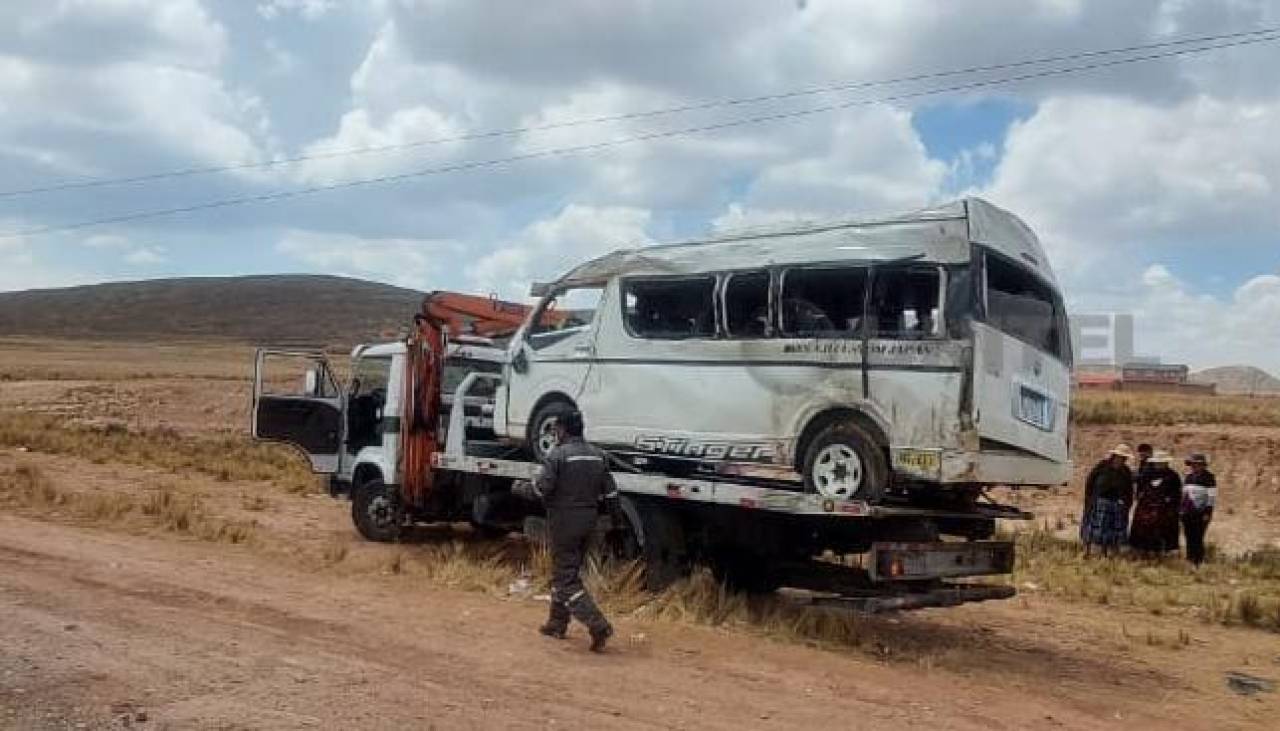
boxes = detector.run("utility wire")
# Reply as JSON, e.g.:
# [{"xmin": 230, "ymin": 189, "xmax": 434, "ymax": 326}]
[
  {"xmin": 4, "ymin": 31, "xmax": 1278, "ymax": 241},
  {"xmin": 2, "ymin": 25, "xmax": 1277, "ymax": 199}
]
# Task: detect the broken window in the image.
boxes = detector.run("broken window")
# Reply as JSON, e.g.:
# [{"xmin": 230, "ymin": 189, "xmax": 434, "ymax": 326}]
[
  {"xmin": 984, "ymin": 252, "xmax": 1068, "ymax": 360},
  {"xmin": 624, "ymin": 277, "xmax": 717, "ymax": 339},
  {"xmin": 528, "ymin": 286, "xmax": 602, "ymax": 350},
  {"xmin": 723, "ymin": 271, "xmax": 771, "ymax": 338},
  {"xmin": 871, "ymin": 266, "xmax": 941, "ymax": 339},
  {"xmin": 779, "ymin": 266, "xmax": 869, "ymax": 337}
]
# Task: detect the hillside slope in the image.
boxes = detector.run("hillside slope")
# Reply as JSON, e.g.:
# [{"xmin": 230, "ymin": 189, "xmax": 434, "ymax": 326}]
[
  {"xmin": 0, "ymin": 275, "xmax": 423, "ymax": 346},
  {"xmin": 1192, "ymin": 365, "xmax": 1280, "ymax": 395}
]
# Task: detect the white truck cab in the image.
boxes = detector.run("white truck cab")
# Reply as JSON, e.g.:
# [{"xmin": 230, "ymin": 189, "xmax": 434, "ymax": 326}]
[{"xmin": 252, "ymin": 339, "xmax": 505, "ymax": 493}]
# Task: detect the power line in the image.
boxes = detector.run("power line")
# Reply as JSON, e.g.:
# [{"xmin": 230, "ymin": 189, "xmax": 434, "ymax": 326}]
[
  {"xmin": 5, "ymin": 31, "xmax": 1278, "ymax": 241},
  {"xmin": 2, "ymin": 25, "xmax": 1278, "ymax": 200}
]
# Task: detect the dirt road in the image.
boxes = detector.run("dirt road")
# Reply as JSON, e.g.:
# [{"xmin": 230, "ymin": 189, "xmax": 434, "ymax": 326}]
[{"xmin": 1, "ymin": 514, "xmax": 1276, "ymax": 730}]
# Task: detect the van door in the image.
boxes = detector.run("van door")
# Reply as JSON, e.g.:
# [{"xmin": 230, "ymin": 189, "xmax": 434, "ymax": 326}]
[
  {"xmin": 252, "ymin": 349, "xmax": 343, "ymax": 473},
  {"xmin": 972, "ymin": 253, "xmax": 1071, "ymax": 464},
  {"xmin": 504, "ymin": 285, "xmax": 604, "ymax": 438}
]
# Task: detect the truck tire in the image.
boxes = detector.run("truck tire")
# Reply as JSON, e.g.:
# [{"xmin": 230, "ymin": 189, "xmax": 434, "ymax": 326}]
[
  {"xmin": 527, "ymin": 399, "xmax": 575, "ymax": 463},
  {"xmin": 352, "ymin": 477, "xmax": 403, "ymax": 543},
  {"xmin": 802, "ymin": 420, "xmax": 888, "ymax": 503},
  {"xmin": 632, "ymin": 499, "xmax": 689, "ymax": 591}
]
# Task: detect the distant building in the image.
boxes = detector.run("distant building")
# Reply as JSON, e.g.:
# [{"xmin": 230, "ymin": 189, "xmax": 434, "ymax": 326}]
[{"xmin": 1069, "ymin": 314, "xmax": 1213, "ymax": 395}]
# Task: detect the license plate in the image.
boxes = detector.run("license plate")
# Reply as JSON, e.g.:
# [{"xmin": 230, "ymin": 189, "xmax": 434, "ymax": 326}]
[
  {"xmin": 1015, "ymin": 386, "xmax": 1054, "ymax": 430},
  {"xmin": 895, "ymin": 449, "xmax": 941, "ymax": 476}
]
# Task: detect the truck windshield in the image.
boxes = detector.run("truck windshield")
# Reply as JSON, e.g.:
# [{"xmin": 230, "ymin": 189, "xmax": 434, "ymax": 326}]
[{"xmin": 984, "ymin": 252, "xmax": 1070, "ymax": 363}]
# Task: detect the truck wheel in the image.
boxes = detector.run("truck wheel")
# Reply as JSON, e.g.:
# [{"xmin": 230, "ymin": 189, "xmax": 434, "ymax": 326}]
[
  {"xmin": 633, "ymin": 499, "xmax": 689, "ymax": 591},
  {"xmin": 352, "ymin": 478, "xmax": 403, "ymax": 543},
  {"xmin": 802, "ymin": 420, "xmax": 887, "ymax": 503},
  {"xmin": 527, "ymin": 399, "xmax": 575, "ymax": 463}
]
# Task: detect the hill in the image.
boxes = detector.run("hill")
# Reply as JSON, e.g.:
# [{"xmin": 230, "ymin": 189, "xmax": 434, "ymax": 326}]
[
  {"xmin": 1191, "ymin": 365, "xmax": 1280, "ymax": 395},
  {"xmin": 0, "ymin": 275, "xmax": 424, "ymax": 346}
]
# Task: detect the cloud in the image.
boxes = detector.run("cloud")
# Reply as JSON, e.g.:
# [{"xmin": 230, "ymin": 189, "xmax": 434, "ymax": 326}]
[
  {"xmin": 1124, "ymin": 265, "xmax": 1280, "ymax": 372},
  {"xmin": 124, "ymin": 246, "xmax": 167, "ymax": 265},
  {"xmin": 972, "ymin": 91, "xmax": 1280, "ymax": 304},
  {"xmin": 467, "ymin": 205, "xmax": 654, "ymax": 299},
  {"xmin": 257, "ymin": 0, "xmax": 338, "ymax": 22},
  {"xmin": 275, "ymin": 229, "xmax": 457, "ymax": 289}
]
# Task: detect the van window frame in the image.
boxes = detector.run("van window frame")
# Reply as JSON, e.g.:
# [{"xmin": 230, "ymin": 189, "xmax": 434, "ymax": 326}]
[
  {"xmin": 620, "ymin": 274, "xmax": 720, "ymax": 341},
  {"xmin": 868, "ymin": 263, "xmax": 947, "ymax": 341},
  {"xmin": 777, "ymin": 263, "xmax": 873, "ymax": 339},
  {"xmin": 719, "ymin": 269, "xmax": 775, "ymax": 340},
  {"xmin": 978, "ymin": 247, "xmax": 1071, "ymax": 364}
]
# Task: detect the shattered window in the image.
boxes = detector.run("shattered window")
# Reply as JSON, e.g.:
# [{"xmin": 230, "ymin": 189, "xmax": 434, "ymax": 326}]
[
  {"xmin": 872, "ymin": 266, "xmax": 941, "ymax": 339},
  {"xmin": 985, "ymin": 253, "xmax": 1068, "ymax": 359},
  {"xmin": 623, "ymin": 277, "xmax": 717, "ymax": 339},
  {"xmin": 723, "ymin": 271, "xmax": 771, "ymax": 338},
  {"xmin": 528, "ymin": 286, "xmax": 602, "ymax": 350},
  {"xmin": 780, "ymin": 267, "xmax": 869, "ymax": 337}
]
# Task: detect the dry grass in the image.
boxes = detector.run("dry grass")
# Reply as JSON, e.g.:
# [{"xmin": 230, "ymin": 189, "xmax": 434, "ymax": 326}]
[
  {"xmin": 1073, "ymin": 390, "xmax": 1280, "ymax": 427},
  {"xmin": 0, "ymin": 337, "xmax": 254, "ymax": 382},
  {"xmin": 1013, "ymin": 528, "xmax": 1280, "ymax": 631},
  {"xmin": 0, "ymin": 411, "xmax": 316, "ymax": 493},
  {"xmin": 0, "ymin": 463, "xmax": 256, "ymax": 545}
]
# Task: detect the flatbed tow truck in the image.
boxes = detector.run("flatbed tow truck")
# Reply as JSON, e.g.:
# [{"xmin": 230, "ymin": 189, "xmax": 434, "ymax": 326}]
[{"xmin": 252, "ymin": 291, "xmax": 1029, "ymax": 612}]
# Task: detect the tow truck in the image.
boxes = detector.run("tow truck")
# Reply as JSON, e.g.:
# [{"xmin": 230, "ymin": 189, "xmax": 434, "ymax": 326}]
[{"xmin": 252, "ymin": 291, "xmax": 1028, "ymax": 611}]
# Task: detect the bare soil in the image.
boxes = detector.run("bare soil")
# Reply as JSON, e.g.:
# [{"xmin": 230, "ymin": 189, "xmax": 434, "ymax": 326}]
[
  {"xmin": 2, "ymin": 341, "xmax": 1280, "ymax": 729},
  {"xmin": 2, "ymin": 448, "xmax": 1279, "ymax": 730}
]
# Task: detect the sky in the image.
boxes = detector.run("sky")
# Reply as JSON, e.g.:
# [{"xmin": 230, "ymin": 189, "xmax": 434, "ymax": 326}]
[{"xmin": 1, "ymin": 0, "xmax": 1278, "ymax": 372}]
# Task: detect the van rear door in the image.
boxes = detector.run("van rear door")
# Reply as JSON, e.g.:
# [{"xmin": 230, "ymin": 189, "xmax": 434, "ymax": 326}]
[
  {"xmin": 252, "ymin": 349, "xmax": 342, "ymax": 473},
  {"xmin": 972, "ymin": 252, "xmax": 1071, "ymax": 466}
]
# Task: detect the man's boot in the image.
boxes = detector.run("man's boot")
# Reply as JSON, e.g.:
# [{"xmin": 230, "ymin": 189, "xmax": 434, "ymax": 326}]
[
  {"xmin": 568, "ymin": 591, "xmax": 612, "ymax": 652},
  {"xmin": 540, "ymin": 601, "xmax": 569, "ymax": 639},
  {"xmin": 588, "ymin": 624, "xmax": 613, "ymax": 653}
]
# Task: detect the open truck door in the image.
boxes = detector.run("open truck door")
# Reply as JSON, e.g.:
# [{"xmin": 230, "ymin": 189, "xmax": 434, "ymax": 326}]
[{"xmin": 252, "ymin": 349, "xmax": 343, "ymax": 473}]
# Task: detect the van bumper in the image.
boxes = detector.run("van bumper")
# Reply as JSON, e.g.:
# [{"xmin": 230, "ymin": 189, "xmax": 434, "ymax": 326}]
[{"xmin": 892, "ymin": 447, "xmax": 1071, "ymax": 487}]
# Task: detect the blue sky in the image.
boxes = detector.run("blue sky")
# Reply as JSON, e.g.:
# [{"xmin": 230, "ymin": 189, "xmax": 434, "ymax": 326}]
[{"xmin": 2, "ymin": 0, "xmax": 1278, "ymax": 371}]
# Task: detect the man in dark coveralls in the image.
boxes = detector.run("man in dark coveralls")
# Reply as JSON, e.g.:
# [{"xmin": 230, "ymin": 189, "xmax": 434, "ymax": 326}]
[{"xmin": 515, "ymin": 410, "xmax": 618, "ymax": 652}]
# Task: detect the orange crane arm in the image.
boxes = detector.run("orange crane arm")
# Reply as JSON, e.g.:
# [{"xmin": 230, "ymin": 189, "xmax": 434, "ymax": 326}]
[
  {"xmin": 420, "ymin": 290, "xmax": 568, "ymax": 340},
  {"xmin": 401, "ymin": 289, "xmax": 564, "ymax": 506}
]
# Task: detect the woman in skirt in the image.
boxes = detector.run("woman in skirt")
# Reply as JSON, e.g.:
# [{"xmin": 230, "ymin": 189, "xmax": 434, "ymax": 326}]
[
  {"xmin": 1081, "ymin": 444, "xmax": 1134, "ymax": 557},
  {"xmin": 1128, "ymin": 450, "xmax": 1181, "ymax": 556}
]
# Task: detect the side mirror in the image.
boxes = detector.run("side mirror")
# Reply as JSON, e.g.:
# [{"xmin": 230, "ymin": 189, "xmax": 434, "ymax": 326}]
[
  {"xmin": 304, "ymin": 368, "xmax": 321, "ymax": 397},
  {"xmin": 529, "ymin": 281, "xmax": 551, "ymax": 298},
  {"xmin": 511, "ymin": 348, "xmax": 529, "ymax": 374}
]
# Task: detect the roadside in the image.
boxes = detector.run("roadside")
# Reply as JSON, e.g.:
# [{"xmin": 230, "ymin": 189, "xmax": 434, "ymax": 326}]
[{"xmin": 2, "ymin": 448, "xmax": 1278, "ymax": 729}]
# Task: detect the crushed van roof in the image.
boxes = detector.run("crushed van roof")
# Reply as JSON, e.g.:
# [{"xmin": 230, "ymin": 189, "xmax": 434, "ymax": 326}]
[{"xmin": 554, "ymin": 197, "xmax": 1056, "ymax": 288}]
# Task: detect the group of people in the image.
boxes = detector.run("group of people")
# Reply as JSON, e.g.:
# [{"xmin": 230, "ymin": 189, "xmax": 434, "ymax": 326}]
[{"xmin": 1080, "ymin": 443, "xmax": 1218, "ymax": 565}]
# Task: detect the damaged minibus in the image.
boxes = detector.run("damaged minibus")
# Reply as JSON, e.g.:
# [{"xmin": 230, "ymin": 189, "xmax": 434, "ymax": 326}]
[{"xmin": 495, "ymin": 198, "xmax": 1072, "ymax": 505}]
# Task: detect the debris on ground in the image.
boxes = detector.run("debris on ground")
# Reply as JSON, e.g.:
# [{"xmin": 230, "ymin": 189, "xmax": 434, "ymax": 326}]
[{"xmin": 1224, "ymin": 671, "xmax": 1275, "ymax": 696}]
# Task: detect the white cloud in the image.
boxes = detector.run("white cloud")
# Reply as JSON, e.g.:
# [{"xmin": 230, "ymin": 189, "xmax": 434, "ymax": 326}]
[
  {"xmin": 1124, "ymin": 266, "xmax": 1280, "ymax": 372},
  {"xmin": 257, "ymin": 0, "xmax": 338, "ymax": 22},
  {"xmin": 985, "ymin": 93, "xmax": 1280, "ymax": 271},
  {"xmin": 468, "ymin": 205, "xmax": 654, "ymax": 299},
  {"xmin": 124, "ymin": 246, "xmax": 166, "ymax": 265},
  {"xmin": 275, "ymin": 229, "xmax": 456, "ymax": 289}
]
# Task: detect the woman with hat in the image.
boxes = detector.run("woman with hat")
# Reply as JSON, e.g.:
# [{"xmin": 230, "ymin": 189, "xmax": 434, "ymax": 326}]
[
  {"xmin": 1080, "ymin": 444, "xmax": 1135, "ymax": 557},
  {"xmin": 1128, "ymin": 450, "xmax": 1182, "ymax": 557},
  {"xmin": 1181, "ymin": 453, "xmax": 1216, "ymax": 566}
]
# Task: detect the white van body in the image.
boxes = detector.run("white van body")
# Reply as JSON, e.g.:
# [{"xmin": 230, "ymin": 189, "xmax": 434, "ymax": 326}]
[{"xmin": 495, "ymin": 198, "xmax": 1072, "ymax": 500}]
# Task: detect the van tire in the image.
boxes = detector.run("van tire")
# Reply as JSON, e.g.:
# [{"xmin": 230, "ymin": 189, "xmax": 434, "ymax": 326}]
[
  {"xmin": 802, "ymin": 420, "xmax": 887, "ymax": 503},
  {"xmin": 527, "ymin": 398, "xmax": 575, "ymax": 463},
  {"xmin": 352, "ymin": 477, "xmax": 403, "ymax": 543}
]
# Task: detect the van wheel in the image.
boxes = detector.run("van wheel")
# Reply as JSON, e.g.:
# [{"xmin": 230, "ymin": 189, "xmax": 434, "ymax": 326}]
[
  {"xmin": 352, "ymin": 478, "xmax": 403, "ymax": 543},
  {"xmin": 527, "ymin": 399, "xmax": 575, "ymax": 463},
  {"xmin": 802, "ymin": 420, "xmax": 887, "ymax": 503}
]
